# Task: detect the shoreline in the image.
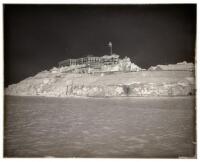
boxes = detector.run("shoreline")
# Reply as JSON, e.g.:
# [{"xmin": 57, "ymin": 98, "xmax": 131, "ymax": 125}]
[{"xmin": 4, "ymin": 94, "xmax": 196, "ymax": 100}]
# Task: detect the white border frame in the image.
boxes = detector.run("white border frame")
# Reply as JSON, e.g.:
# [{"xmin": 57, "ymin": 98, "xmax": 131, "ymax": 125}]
[{"xmin": 0, "ymin": 1, "xmax": 198, "ymax": 161}]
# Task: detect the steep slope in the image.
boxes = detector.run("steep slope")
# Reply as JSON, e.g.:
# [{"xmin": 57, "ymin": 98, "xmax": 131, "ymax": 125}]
[{"xmin": 5, "ymin": 69, "xmax": 195, "ymax": 97}]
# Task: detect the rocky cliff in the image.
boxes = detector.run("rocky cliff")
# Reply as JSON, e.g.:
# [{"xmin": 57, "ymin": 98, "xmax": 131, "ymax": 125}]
[{"xmin": 5, "ymin": 69, "xmax": 195, "ymax": 97}]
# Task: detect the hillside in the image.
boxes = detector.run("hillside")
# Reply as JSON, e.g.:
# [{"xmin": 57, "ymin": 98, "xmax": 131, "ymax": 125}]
[{"xmin": 5, "ymin": 64, "xmax": 195, "ymax": 97}]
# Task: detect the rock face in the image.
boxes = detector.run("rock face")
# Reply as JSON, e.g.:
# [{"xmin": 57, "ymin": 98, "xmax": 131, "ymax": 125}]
[
  {"xmin": 5, "ymin": 68, "xmax": 195, "ymax": 97},
  {"xmin": 148, "ymin": 62, "xmax": 195, "ymax": 71},
  {"xmin": 6, "ymin": 81, "xmax": 195, "ymax": 97}
]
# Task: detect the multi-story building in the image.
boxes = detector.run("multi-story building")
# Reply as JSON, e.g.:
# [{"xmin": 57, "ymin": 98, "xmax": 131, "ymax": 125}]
[
  {"xmin": 58, "ymin": 54, "xmax": 119, "ymax": 68},
  {"xmin": 101, "ymin": 54, "xmax": 119, "ymax": 65}
]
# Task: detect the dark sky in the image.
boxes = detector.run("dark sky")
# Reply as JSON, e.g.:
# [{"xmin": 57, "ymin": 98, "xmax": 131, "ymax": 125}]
[{"xmin": 4, "ymin": 4, "xmax": 196, "ymax": 86}]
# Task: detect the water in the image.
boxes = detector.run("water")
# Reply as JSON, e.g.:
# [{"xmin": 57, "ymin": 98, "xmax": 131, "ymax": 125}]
[{"xmin": 4, "ymin": 96, "xmax": 196, "ymax": 158}]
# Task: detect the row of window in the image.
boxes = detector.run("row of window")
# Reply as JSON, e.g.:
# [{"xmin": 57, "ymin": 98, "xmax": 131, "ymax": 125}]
[{"xmin": 59, "ymin": 57, "xmax": 119, "ymax": 67}]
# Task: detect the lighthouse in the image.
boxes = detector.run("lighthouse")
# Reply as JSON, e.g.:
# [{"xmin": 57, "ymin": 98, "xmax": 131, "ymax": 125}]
[{"xmin": 108, "ymin": 41, "xmax": 112, "ymax": 55}]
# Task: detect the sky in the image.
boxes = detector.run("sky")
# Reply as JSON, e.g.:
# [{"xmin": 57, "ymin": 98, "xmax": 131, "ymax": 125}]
[{"xmin": 4, "ymin": 4, "xmax": 196, "ymax": 86}]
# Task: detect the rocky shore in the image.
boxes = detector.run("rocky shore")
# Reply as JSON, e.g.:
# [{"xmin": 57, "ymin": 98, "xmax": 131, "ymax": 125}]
[{"xmin": 5, "ymin": 66, "xmax": 195, "ymax": 97}]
